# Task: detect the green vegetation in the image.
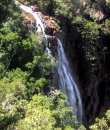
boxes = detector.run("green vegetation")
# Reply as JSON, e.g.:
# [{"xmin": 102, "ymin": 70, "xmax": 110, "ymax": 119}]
[
  {"xmin": 0, "ymin": 0, "xmax": 110, "ymax": 129},
  {"xmin": 0, "ymin": 0, "xmax": 82, "ymax": 129},
  {"xmin": 90, "ymin": 110, "xmax": 110, "ymax": 130}
]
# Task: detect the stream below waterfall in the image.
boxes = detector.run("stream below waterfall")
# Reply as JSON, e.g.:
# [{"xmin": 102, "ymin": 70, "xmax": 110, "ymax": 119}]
[{"xmin": 17, "ymin": 1, "xmax": 83, "ymax": 124}]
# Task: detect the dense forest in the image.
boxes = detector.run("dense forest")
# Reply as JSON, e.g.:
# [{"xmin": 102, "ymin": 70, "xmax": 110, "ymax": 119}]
[{"xmin": 0, "ymin": 0, "xmax": 110, "ymax": 129}]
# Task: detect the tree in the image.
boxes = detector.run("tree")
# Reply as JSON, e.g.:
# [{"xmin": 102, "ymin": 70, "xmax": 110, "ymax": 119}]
[{"xmin": 90, "ymin": 110, "xmax": 110, "ymax": 130}]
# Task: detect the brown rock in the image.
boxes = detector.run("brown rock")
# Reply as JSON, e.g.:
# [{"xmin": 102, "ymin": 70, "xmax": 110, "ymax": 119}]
[
  {"xmin": 47, "ymin": 36, "xmax": 57, "ymax": 55},
  {"xmin": 35, "ymin": 12, "xmax": 60, "ymax": 35},
  {"xmin": 31, "ymin": 5, "xmax": 39, "ymax": 12},
  {"xmin": 90, "ymin": 10, "xmax": 106, "ymax": 22}
]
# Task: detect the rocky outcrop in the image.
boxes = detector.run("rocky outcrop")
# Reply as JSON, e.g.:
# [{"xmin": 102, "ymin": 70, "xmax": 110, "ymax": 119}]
[
  {"xmin": 23, "ymin": 15, "xmax": 34, "ymax": 26},
  {"xmin": 22, "ymin": 7, "xmax": 60, "ymax": 55},
  {"xmin": 46, "ymin": 35, "xmax": 58, "ymax": 55},
  {"xmin": 22, "ymin": 9, "xmax": 60, "ymax": 35},
  {"xmin": 34, "ymin": 12, "xmax": 60, "ymax": 54},
  {"xmin": 90, "ymin": 10, "xmax": 107, "ymax": 22},
  {"xmin": 35, "ymin": 12, "xmax": 60, "ymax": 35},
  {"xmin": 82, "ymin": 0, "xmax": 109, "ymax": 22},
  {"xmin": 83, "ymin": 9, "xmax": 107, "ymax": 22}
]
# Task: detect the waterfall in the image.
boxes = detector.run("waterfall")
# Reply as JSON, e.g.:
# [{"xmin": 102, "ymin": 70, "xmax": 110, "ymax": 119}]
[
  {"xmin": 57, "ymin": 39, "xmax": 82, "ymax": 123},
  {"xmin": 17, "ymin": 1, "xmax": 82, "ymax": 123}
]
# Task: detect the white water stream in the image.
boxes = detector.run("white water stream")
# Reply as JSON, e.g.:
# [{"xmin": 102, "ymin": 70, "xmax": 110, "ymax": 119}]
[
  {"xmin": 57, "ymin": 39, "xmax": 82, "ymax": 123},
  {"xmin": 17, "ymin": 1, "xmax": 82, "ymax": 123}
]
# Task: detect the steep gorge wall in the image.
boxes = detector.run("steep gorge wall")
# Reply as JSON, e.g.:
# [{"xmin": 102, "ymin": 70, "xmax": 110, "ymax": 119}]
[
  {"xmin": 49, "ymin": 0, "xmax": 110, "ymax": 125},
  {"xmin": 19, "ymin": 0, "xmax": 110, "ymax": 125},
  {"xmin": 64, "ymin": 20, "xmax": 110, "ymax": 125},
  {"xmin": 61, "ymin": 1, "xmax": 110, "ymax": 125}
]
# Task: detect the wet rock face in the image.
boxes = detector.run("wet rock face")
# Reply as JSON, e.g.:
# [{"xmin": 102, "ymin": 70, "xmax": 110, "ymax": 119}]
[
  {"xmin": 23, "ymin": 10, "xmax": 60, "ymax": 36},
  {"xmin": 36, "ymin": 12, "xmax": 60, "ymax": 55},
  {"xmin": 47, "ymin": 36, "xmax": 58, "ymax": 56},
  {"xmin": 23, "ymin": 9, "xmax": 60, "ymax": 55}
]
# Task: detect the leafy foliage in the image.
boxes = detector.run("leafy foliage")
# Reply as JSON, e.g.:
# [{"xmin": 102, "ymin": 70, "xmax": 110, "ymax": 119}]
[
  {"xmin": 0, "ymin": 0, "xmax": 82, "ymax": 130},
  {"xmin": 1, "ymin": 0, "xmax": 110, "ymax": 129},
  {"xmin": 90, "ymin": 110, "xmax": 110, "ymax": 130}
]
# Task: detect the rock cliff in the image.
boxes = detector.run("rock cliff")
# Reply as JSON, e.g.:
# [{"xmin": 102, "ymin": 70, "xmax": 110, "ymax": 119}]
[{"xmin": 62, "ymin": 0, "xmax": 110, "ymax": 125}]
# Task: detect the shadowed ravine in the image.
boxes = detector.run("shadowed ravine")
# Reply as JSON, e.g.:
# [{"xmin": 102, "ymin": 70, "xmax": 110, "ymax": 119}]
[{"xmin": 17, "ymin": 1, "xmax": 83, "ymax": 124}]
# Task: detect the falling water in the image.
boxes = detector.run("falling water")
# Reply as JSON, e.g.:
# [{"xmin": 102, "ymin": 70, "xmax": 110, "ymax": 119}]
[
  {"xmin": 17, "ymin": 1, "xmax": 82, "ymax": 123},
  {"xmin": 57, "ymin": 39, "xmax": 82, "ymax": 123}
]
